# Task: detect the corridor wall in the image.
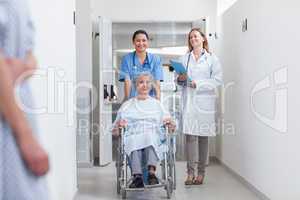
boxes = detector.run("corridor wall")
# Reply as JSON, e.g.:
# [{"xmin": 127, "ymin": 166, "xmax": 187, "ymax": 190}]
[
  {"xmin": 28, "ymin": 0, "xmax": 77, "ymax": 199},
  {"xmin": 216, "ymin": 0, "xmax": 300, "ymax": 199}
]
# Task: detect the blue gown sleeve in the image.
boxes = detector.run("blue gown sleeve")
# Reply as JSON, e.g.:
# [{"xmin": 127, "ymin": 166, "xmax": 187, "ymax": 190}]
[
  {"xmin": 0, "ymin": 3, "xmax": 8, "ymax": 50},
  {"xmin": 24, "ymin": 17, "xmax": 35, "ymax": 52}
]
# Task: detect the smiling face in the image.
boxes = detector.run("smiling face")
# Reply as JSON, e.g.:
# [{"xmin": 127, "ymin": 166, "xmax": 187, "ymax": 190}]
[
  {"xmin": 136, "ymin": 74, "xmax": 152, "ymax": 96},
  {"xmin": 133, "ymin": 33, "xmax": 149, "ymax": 53},
  {"xmin": 189, "ymin": 30, "xmax": 204, "ymax": 49}
]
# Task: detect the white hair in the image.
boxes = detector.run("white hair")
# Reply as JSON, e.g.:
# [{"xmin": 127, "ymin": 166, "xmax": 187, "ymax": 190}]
[{"xmin": 134, "ymin": 72, "xmax": 154, "ymax": 87}]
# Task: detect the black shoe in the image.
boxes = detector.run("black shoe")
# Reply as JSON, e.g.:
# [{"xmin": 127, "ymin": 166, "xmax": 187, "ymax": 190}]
[
  {"xmin": 148, "ymin": 174, "xmax": 159, "ymax": 185},
  {"xmin": 129, "ymin": 175, "xmax": 144, "ymax": 188}
]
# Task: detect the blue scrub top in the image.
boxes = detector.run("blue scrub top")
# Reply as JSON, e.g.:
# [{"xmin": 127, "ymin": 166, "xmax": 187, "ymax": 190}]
[{"xmin": 119, "ymin": 51, "xmax": 164, "ymax": 98}]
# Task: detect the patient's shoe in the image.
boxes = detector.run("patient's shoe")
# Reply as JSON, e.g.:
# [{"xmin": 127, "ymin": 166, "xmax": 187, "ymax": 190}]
[
  {"xmin": 148, "ymin": 174, "xmax": 159, "ymax": 185},
  {"xmin": 129, "ymin": 174, "xmax": 144, "ymax": 188}
]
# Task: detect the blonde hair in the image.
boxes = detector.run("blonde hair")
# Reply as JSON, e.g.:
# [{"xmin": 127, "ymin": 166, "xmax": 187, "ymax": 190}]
[{"xmin": 187, "ymin": 28, "xmax": 210, "ymax": 53}]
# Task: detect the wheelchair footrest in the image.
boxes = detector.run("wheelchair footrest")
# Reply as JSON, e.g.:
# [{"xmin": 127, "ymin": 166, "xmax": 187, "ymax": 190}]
[{"xmin": 124, "ymin": 183, "xmax": 166, "ymax": 191}]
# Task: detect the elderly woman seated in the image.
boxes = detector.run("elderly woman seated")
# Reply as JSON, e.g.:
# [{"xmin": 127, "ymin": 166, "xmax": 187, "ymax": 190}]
[{"xmin": 112, "ymin": 72, "xmax": 176, "ymax": 188}]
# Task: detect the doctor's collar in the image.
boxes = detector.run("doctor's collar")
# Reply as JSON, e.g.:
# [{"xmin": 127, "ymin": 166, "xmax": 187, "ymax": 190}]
[{"xmin": 190, "ymin": 49, "xmax": 206, "ymax": 55}]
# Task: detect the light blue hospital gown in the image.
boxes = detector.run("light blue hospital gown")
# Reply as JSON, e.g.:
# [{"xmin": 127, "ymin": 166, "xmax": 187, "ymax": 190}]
[
  {"xmin": 113, "ymin": 97, "xmax": 171, "ymax": 160},
  {"xmin": 0, "ymin": 0, "xmax": 48, "ymax": 199}
]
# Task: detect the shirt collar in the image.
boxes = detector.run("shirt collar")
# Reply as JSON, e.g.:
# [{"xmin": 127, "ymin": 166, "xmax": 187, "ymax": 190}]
[
  {"xmin": 191, "ymin": 49, "xmax": 207, "ymax": 62},
  {"xmin": 133, "ymin": 51, "xmax": 150, "ymax": 67}
]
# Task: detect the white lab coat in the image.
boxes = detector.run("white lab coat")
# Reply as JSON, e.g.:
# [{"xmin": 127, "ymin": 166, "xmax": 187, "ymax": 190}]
[{"xmin": 179, "ymin": 50, "xmax": 223, "ymax": 136}]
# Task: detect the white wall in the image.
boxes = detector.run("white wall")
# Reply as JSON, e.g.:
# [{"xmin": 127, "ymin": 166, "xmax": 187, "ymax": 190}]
[
  {"xmin": 28, "ymin": 0, "xmax": 77, "ymax": 199},
  {"xmin": 217, "ymin": 0, "xmax": 238, "ymax": 16},
  {"xmin": 92, "ymin": 0, "xmax": 218, "ymax": 50},
  {"xmin": 76, "ymin": 0, "xmax": 92, "ymax": 85},
  {"xmin": 75, "ymin": 0, "xmax": 94, "ymax": 165},
  {"xmin": 92, "ymin": 0, "xmax": 216, "ymax": 22},
  {"xmin": 217, "ymin": 0, "xmax": 300, "ymax": 199}
]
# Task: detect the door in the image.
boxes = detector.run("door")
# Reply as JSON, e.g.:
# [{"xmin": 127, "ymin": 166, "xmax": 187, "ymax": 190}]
[{"xmin": 98, "ymin": 16, "xmax": 113, "ymax": 166}]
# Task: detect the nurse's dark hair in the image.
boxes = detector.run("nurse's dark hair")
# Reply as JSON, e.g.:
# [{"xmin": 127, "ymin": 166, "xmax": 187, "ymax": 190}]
[
  {"xmin": 187, "ymin": 28, "xmax": 210, "ymax": 54},
  {"xmin": 132, "ymin": 29, "xmax": 149, "ymax": 41}
]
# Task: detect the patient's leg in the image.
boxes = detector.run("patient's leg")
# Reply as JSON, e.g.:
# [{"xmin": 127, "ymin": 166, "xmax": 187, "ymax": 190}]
[
  {"xmin": 145, "ymin": 146, "xmax": 159, "ymax": 185},
  {"xmin": 129, "ymin": 150, "xmax": 144, "ymax": 188},
  {"xmin": 145, "ymin": 146, "xmax": 159, "ymax": 171},
  {"xmin": 130, "ymin": 150, "xmax": 143, "ymax": 175}
]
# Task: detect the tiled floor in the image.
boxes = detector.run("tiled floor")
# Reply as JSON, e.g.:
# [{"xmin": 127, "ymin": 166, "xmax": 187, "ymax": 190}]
[{"xmin": 74, "ymin": 162, "xmax": 261, "ymax": 200}]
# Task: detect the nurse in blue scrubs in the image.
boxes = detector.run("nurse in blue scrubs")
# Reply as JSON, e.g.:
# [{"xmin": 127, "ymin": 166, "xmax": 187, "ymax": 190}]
[{"xmin": 119, "ymin": 30, "xmax": 164, "ymax": 100}]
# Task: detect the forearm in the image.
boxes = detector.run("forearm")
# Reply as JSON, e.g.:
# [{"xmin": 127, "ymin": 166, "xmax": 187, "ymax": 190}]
[
  {"xmin": 21, "ymin": 51, "xmax": 37, "ymax": 78},
  {"xmin": 124, "ymin": 80, "xmax": 131, "ymax": 100},
  {"xmin": 0, "ymin": 56, "xmax": 49, "ymax": 176},
  {"xmin": 0, "ymin": 56, "xmax": 32, "ymax": 142}
]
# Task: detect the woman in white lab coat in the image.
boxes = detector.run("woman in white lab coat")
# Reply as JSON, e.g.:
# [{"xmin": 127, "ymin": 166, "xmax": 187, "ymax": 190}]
[{"xmin": 177, "ymin": 28, "xmax": 222, "ymax": 185}]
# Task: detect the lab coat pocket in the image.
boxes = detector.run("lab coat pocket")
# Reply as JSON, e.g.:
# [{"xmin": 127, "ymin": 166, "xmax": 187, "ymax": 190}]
[
  {"xmin": 192, "ymin": 95, "xmax": 216, "ymax": 115},
  {"xmin": 182, "ymin": 94, "xmax": 217, "ymax": 136}
]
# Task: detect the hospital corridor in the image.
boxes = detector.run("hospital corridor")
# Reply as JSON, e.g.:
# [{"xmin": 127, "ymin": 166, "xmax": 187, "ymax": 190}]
[
  {"xmin": 75, "ymin": 162, "xmax": 262, "ymax": 200},
  {"xmin": 3, "ymin": 0, "xmax": 299, "ymax": 200}
]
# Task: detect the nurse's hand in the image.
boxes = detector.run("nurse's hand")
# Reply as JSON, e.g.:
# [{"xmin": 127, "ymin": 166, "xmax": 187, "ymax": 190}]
[{"xmin": 177, "ymin": 74, "xmax": 187, "ymax": 82}]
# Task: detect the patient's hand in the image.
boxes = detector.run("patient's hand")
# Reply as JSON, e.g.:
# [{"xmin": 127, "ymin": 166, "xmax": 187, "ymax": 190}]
[
  {"xmin": 6, "ymin": 52, "xmax": 37, "ymax": 83},
  {"xmin": 118, "ymin": 119, "xmax": 128, "ymax": 128},
  {"xmin": 163, "ymin": 118, "xmax": 176, "ymax": 133},
  {"xmin": 112, "ymin": 119, "xmax": 128, "ymax": 137},
  {"xmin": 19, "ymin": 132, "xmax": 49, "ymax": 176}
]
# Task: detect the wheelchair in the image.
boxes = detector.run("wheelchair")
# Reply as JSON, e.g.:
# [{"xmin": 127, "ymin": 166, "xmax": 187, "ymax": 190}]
[{"xmin": 115, "ymin": 126, "xmax": 176, "ymax": 199}]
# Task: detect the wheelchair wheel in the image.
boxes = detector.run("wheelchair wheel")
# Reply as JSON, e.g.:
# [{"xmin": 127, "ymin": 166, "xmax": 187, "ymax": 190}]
[
  {"xmin": 171, "ymin": 153, "xmax": 176, "ymax": 190},
  {"xmin": 116, "ymin": 137, "xmax": 122, "ymax": 194},
  {"xmin": 172, "ymin": 162, "xmax": 176, "ymax": 190},
  {"xmin": 121, "ymin": 188, "xmax": 127, "ymax": 199},
  {"xmin": 168, "ymin": 140, "xmax": 176, "ymax": 190},
  {"xmin": 116, "ymin": 164, "xmax": 121, "ymax": 194},
  {"xmin": 167, "ymin": 150, "xmax": 176, "ymax": 191},
  {"xmin": 161, "ymin": 161, "xmax": 166, "ymax": 181},
  {"xmin": 165, "ymin": 156, "xmax": 173, "ymax": 198},
  {"xmin": 166, "ymin": 178, "xmax": 173, "ymax": 199}
]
